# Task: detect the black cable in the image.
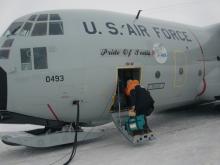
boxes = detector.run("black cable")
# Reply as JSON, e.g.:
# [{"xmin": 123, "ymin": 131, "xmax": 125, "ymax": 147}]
[
  {"xmin": 63, "ymin": 131, "xmax": 77, "ymax": 165},
  {"xmin": 49, "ymin": 91, "xmax": 115, "ymax": 165},
  {"xmin": 63, "ymin": 100, "xmax": 80, "ymax": 165}
]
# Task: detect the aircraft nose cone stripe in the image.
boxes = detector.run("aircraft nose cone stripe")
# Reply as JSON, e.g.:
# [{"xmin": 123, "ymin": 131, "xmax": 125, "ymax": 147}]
[
  {"xmin": 0, "ymin": 67, "xmax": 7, "ymax": 110},
  {"xmin": 47, "ymin": 104, "xmax": 60, "ymax": 121}
]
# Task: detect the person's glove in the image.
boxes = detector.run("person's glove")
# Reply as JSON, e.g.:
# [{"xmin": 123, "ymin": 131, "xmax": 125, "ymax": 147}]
[{"xmin": 128, "ymin": 106, "xmax": 136, "ymax": 117}]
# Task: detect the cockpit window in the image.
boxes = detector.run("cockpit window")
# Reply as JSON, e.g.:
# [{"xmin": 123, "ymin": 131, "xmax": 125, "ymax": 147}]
[
  {"xmin": 20, "ymin": 47, "xmax": 48, "ymax": 70},
  {"xmin": 2, "ymin": 39, "xmax": 14, "ymax": 48},
  {"xmin": 50, "ymin": 14, "xmax": 61, "ymax": 21},
  {"xmin": 20, "ymin": 48, "xmax": 32, "ymax": 70},
  {"xmin": 33, "ymin": 47, "xmax": 48, "ymax": 69},
  {"xmin": 20, "ymin": 22, "xmax": 33, "ymax": 36},
  {"xmin": 49, "ymin": 22, "xmax": 64, "ymax": 35},
  {"xmin": 3, "ymin": 22, "xmax": 23, "ymax": 36},
  {"xmin": 37, "ymin": 14, "xmax": 48, "ymax": 21},
  {"xmin": 31, "ymin": 23, "xmax": 47, "ymax": 36},
  {"xmin": 0, "ymin": 49, "xmax": 10, "ymax": 59},
  {"xmin": 12, "ymin": 14, "xmax": 63, "ymax": 37},
  {"xmin": 29, "ymin": 15, "xmax": 37, "ymax": 21}
]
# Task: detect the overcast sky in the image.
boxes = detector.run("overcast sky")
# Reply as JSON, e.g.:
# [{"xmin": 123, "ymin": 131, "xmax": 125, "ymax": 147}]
[{"xmin": 0, "ymin": 0, "xmax": 219, "ymax": 35}]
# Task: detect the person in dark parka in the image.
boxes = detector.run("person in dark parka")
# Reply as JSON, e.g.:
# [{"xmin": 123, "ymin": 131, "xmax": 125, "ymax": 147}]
[{"xmin": 126, "ymin": 80, "xmax": 155, "ymax": 133}]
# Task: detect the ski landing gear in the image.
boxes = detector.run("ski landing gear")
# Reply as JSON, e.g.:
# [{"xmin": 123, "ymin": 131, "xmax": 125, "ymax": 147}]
[
  {"xmin": 1, "ymin": 125, "xmax": 104, "ymax": 148},
  {"xmin": 111, "ymin": 111, "xmax": 155, "ymax": 145},
  {"xmin": 0, "ymin": 125, "xmax": 104, "ymax": 148}
]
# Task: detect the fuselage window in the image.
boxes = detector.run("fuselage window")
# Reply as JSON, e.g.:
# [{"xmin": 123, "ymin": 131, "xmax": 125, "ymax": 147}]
[
  {"xmin": 37, "ymin": 14, "xmax": 48, "ymax": 21},
  {"xmin": 2, "ymin": 39, "xmax": 14, "ymax": 48},
  {"xmin": 31, "ymin": 23, "xmax": 47, "ymax": 36},
  {"xmin": 29, "ymin": 15, "xmax": 37, "ymax": 21},
  {"xmin": 20, "ymin": 48, "xmax": 32, "ymax": 70},
  {"xmin": 33, "ymin": 47, "xmax": 48, "ymax": 69},
  {"xmin": 49, "ymin": 22, "xmax": 64, "ymax": 35},
  {"xmin": 0, "ymin": 49, "xmax": 10, "ymax": 59},
  {"xmin": 50, "ymin": 14, "xmax": 61, "ymax": 21},
  {"xmin": 3, "ymin": 22, "xmax": 23, "ymax": 36},
  {"xmin": 20, "ymin": 22, "xmax": 33, "ymax": 36}
]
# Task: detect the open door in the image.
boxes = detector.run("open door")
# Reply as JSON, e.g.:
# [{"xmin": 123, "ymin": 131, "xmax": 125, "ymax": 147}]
[
  {"xmin": 111, "ymin": 68, "xmax": 154, "ymax": 144},
  {"xmin": 111, "ymin": 68, "xmax": 141, "ymax": 112},
  {"xmin": 0, "ymin": 67, "xmax": 7, "ymax": 110}
]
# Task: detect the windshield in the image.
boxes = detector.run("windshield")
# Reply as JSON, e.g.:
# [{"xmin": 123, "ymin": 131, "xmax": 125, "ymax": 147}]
[{"xmin": 3, "ymin": 22, "xmax": 24, "ymax": 37}]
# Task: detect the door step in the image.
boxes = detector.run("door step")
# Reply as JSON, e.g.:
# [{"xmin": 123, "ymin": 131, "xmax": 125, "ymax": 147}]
[{"xmin": 111, "ymin": 112, "xmax": 155, "ymax": 144}]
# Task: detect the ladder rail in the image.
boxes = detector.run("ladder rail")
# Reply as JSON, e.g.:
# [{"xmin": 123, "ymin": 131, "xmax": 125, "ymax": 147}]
[{"xmin": 117, "ymin": 80, "xmax": 122, "ymax": 126}]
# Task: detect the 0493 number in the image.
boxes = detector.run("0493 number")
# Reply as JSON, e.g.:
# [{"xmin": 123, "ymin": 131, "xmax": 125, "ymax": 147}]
[{"xmin": 46, "ymin": 75, "xmax": 64, "ymax": 83}]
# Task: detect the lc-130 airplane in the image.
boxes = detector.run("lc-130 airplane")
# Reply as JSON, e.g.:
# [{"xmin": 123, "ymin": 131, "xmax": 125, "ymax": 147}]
[{"xmin": 0, "ymin": 9, "xmax": 219, "ymax": 147}]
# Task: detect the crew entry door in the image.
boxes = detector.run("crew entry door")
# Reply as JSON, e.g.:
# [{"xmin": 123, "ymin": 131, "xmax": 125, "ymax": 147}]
[
  {"xmin": 0, "ymin": 67, "xmax": 7, "ymax": 110},
  {"xmin": 111, "ymin": 67, "xmax": 149, "ymax": 144},
  {"xmin": 111, "ymin": 68, "xmax": 141, "ymax": 112}
]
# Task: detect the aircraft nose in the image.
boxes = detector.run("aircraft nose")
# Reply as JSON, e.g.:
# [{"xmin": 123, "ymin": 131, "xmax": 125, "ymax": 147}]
[{"xmin": 0, "ymin": 67, "xmax": 7, "ymax": 110}]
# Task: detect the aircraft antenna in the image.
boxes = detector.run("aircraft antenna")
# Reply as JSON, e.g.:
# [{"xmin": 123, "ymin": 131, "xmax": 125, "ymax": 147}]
[{"xmin": 135, "ymin": 10, "xmax": 142, "ymax": 20}]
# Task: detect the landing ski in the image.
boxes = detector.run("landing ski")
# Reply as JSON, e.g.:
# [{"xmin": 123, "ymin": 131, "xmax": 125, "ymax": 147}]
[{"xmin": 1, "ymin": 128, "xmax": 104, "ymax": 148}]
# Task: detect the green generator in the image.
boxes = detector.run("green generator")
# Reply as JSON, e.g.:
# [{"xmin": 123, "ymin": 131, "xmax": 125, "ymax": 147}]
[{"xmin": 125, "ymin": 115, "xmax": 145, "ymax": 134}]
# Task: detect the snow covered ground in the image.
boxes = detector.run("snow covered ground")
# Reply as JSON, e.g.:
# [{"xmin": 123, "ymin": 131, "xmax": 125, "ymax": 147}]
[{"xmin": 0, "ymin": 106, "xmax": 220, "ymax": 165}]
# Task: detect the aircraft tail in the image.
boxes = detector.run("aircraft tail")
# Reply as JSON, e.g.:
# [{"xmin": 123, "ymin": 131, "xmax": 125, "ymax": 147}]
[
  {"xmin": 204, "ymin": 23, "xmax": 220, "ymax": 54},
  {"xmin": 206, "ymin": 23, "xmax": 220, "ymax": 32}
]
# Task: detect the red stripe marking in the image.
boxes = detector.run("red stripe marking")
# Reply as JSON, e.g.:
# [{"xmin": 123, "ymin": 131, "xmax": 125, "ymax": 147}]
[
  {"xmin": 47, "ymin": 104, "xmax": 60, "ymax": 121},
  {"xmin": 197, "ymin": 78, "xmax": 207, "ymax": 97}
]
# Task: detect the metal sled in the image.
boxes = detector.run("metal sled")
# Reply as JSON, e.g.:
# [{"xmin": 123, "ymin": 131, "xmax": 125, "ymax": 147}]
[
  {"xmin": 0, "ymin": 128, "xmax": 104, "ymax": 148},
  {"xmin": 111, "ymin": 111, "xmax": 155, "ymax": 144}
]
